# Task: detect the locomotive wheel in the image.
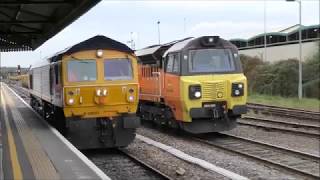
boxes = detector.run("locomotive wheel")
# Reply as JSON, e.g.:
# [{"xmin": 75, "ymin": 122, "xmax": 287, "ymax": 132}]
[
  {"xmin": 42, "ymin": 101, "xmax": 48, "ymax": 119},
  {"xmin": 30, "ymin": 97, "xmax": 34, "ymax": 108},
  {"xmin": 168, "ymin": 118, "xmax": 179, "ymax": 129}
]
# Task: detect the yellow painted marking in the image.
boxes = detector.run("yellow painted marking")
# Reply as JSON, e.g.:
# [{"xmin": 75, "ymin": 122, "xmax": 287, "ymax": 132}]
[{"xmin": 1, "ymin": 88, "xmax": 23, "ymax": 180}]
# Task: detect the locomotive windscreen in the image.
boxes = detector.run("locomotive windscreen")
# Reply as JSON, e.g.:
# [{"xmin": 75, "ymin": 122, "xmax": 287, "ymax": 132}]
[
  {"xmin": 67, "ymin": 59, "xmax": 97, "ymax": 82},
  {"xmin": 188, "ymin": 49, "xmax": 236, "ymax": 73},
  {"xmin": 104, "ymin": 59, "xmax": 133, "ymax": 80}
]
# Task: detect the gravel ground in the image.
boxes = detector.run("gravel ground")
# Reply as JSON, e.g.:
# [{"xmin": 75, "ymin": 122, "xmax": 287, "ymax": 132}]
[
  {"xmin": 238, "ymin": 113, "xmax": 320, "ymax": 156},
  {"xmin": 137, "ymin": 125, "xmax": 300, "ymax": 180},
  {"xmin": 86, "ymin": 149, "xmax": 165, "ymax": 180},
  {"xmin": 126, "ymin": 138, "xmax": 228, "ymax": 180}
]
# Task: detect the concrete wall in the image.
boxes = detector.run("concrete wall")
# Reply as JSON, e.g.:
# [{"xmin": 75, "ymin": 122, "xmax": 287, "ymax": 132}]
[{"xmin": 239, "ymin": 40, "xmax": 319, "ymax": 62}]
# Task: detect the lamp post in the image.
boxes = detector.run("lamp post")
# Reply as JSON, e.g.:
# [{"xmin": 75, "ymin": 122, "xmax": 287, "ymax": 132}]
[
  {"xmin": 127, "ymin": 32, "xmax": 135, "ymax": 50},
  {"xmin": 157, "ymin": 20, "xmax": 161, "ymax": 45},
  {"xmin": 286, "ymin": 0, "xmax": 302, "ymax": 99},
  {"xmin": 264, "ymin": 0, "xmax": 267, "ymax": 62},
  {"xmin": 184, "ymin": 17, "xmax": 186, "ymax": 34}
]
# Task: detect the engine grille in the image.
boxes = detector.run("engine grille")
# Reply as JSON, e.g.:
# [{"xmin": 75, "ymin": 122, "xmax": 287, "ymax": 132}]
[{"xmin": 202, "ymin": 82, "xmax": 226, "ymax": 100}]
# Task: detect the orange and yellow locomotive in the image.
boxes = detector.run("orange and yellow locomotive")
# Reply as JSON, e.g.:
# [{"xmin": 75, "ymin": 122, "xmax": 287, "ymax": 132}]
[{"xmin": 136, "ymin": 36, "xmax": 247, "ymax": 133}]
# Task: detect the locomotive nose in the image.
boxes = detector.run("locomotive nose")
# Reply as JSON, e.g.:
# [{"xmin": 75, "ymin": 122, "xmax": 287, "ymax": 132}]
[
  {"xmin": 201, "ymin": 80, "xmax": 227, "ymax": 100},
  {"xmin": 92, "ymin": 85, "xmax": 138, "ymax": 105}
]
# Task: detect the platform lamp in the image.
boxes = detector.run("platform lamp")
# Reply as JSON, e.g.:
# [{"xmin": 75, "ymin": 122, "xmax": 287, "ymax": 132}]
[
  {"xmin": 157, "ymin": 21, "xmax": 161, "ymax": 45},
  {"xmin": 286, "ymin": 0, "xmax": 303, "ymax": 99}
]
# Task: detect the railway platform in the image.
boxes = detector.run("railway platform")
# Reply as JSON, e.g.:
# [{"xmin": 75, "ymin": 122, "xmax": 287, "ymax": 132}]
[{"xmin": 0, "ymin": 83, "xmax": 109, "ymax": 180}]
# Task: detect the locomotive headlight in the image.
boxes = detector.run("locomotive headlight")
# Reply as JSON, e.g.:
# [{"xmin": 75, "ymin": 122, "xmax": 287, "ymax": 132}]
[
  {"xmin": 96, "ymin": 49, "xmax": 103, "ymax": 58},
  {"xmin": 189, "ymin": 85, "xmax": 201, "ymax": 99},
  {"xmin": 96, "ymin": 89, "xmax": 102, "ymax": 96},
  {"xmin": 194, "ymin": 91, "xmax": 201, "ymax": 98},
  {"xmin": 232, "ymin": 83, "xmax": 244, "ymax": 97},
  {"xmin": 68, "ymin": 98, "xmax": 74, "ymax": 105},
  {"xmin": 102, "ymin": 89, "xmax": 108, "ymax": 96},
  {"xmin": 234, "ymin": 89, "xmax": 240, "ymax": 96},
  {"xmin": 128, "ymin": 95, "xmax": 134, "ymax": 102}
]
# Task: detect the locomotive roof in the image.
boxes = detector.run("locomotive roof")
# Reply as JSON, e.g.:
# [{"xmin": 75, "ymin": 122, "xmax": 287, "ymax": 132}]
[
  {"xmin": 49, "ymin": 35, "xmax": 133, "ymax": 62},
  {"xmin": 163, "ymin": 38, "xmax": 194, "ymax": 57},
  {"xmin": 135, "ymin": 36, "xmax": 236, "ymax": 66},
  {"xmin": 135, "ymin": 45, "xmax": 161, "ymax": 57},
  {"xmin": 135, "ymin": 37, "xmax": 193, "ymax": 57},
  {"xmin": 163, "ymin": 36, "xmax": 237, "ymax": 57}
]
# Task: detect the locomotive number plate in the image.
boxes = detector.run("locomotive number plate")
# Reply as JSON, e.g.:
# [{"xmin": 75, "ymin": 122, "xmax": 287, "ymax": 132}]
[{"xmin": 203, "ymin": 103, "xmax": 216, "ymax": 108}]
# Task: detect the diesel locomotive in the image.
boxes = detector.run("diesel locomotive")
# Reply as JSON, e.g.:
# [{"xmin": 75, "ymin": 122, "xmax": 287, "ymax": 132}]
[
  {"xmin": 28, "ymin": 35, "xmax": 140, "ymax": 149},
  {"xmin": 136, "ymin": 36, "xmax": 247, "ymax": 133}
]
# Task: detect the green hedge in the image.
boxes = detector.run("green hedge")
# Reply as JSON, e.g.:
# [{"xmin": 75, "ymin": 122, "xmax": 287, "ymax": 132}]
[{"xmin": 240, "ymin": 48, "xmax": 320, "ymax": 99}]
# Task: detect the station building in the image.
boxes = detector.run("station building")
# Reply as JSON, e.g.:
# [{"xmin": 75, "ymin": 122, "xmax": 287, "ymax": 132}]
[{"xmin": 230, "ymin": 24, "xmax": 320, "ymax": 62}]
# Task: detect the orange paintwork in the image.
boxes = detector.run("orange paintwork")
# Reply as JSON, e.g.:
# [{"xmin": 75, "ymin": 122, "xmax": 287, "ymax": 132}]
[
  {"xmin": 138, "ymin": 65, "xmax": 183, "ymax": 120},
  {"xmin": 138, "ymin": 65, "xmax": 162, "ymax": 102},
  {"xmin": 163, "ymin": 73, "xmax": 183, "ymax": 121}
]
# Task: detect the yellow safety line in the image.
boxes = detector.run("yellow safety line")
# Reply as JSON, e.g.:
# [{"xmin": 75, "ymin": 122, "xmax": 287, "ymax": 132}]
[{"xmin": 1, "ymin": 87, "xmax": 23, "ymax": 180}]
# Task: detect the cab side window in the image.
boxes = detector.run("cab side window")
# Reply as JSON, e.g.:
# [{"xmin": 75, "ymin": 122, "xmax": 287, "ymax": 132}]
[
  {"xmin": 166, "ymin": 53, "xmax": 180, "ymax": 74},
  {"xmin": 55, "ymin": 62, "xmax": 62, "ymax": 84},
  {"xmin": 166, "ymin": 55, "xmax": 174, "ymax": 72},
  {"xmin": 172, "ymin": 53, "xmax": 180, "ymax": 73},
  {"xmin": 29, "ymin": 73, "xmax": 33, "ymax": 89}
]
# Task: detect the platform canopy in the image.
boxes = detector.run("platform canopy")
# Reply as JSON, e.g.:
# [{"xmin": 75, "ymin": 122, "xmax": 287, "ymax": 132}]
[{"xmin": 0, "ymin": 0, "xmax": 101, "ymax": 52}]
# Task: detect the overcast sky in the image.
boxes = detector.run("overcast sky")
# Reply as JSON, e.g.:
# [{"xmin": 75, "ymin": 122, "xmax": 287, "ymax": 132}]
[{"xmin": 1, "ymin": 0, "xmax": 319, "ymax": 67}]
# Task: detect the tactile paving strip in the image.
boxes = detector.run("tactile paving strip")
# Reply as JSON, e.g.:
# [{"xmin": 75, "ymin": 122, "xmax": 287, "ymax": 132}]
[{"xmin": 3, "ymin": 87, "xmax": 60, "ymax": 180}]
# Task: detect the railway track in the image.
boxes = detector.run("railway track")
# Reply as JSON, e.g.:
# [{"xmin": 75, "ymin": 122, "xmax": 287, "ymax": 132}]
[
  {"xmin": 10, "ymin": 83, "xmax": 320, "ymax": 179},
  {"xmin": 239, "ymin": 116, "xmax": 320, "ymax": 138},
  {"xmin": 247, "ymin": 103, "xmax": 320, "ymax": 121},
  {"xmin": 8, "ymin": 84, "xmax": 30, "ymax": 101},
  {"xmin": 85, "ymin": 149, "xmax": 172, "ymax": 180},
  {"xmin": 8, "ymin": 84, "xmax": 172, "ymax": 180},
  {"xmin": 194, "ymin": 133, "xmax": 320, "ymax": 180}
]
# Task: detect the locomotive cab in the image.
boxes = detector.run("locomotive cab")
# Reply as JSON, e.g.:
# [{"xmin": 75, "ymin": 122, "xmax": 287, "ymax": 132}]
[
  {"xmin": 137, "ymin": 36, "xmax": 247, "ymax": 134},
  {"xmin": 29, "ymin": 36, "xmax": 140, "ymax": 149},
  {"xmin": 62, "ymin": 50, "xmax": 139, "ymax": 118}
]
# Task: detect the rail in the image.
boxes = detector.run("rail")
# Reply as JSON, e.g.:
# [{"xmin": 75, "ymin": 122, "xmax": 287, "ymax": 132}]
[
  {"xmin": 247, "ymin": 103, "xmax": 320, "ymax": 121},
  {"xmin": 194, "ymin": 133, "xmax": 320, "ymax": 180},
  {"xmin": 239, "ymin": 116, "xmax": 320, "ymax": 138}
]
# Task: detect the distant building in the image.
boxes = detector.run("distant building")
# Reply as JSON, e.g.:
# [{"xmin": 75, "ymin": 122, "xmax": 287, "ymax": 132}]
[
  {"xmin": 0, "ymin": 66, "xmax": 29, "ymax": 79},
  {"xmin": 230, "ymin": 24, "xmax": 320, "ymax": 62}
]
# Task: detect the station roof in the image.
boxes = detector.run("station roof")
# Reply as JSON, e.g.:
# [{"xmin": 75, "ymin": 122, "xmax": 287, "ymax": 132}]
[
  {"xmin": 248, "ymin": 32, "xmax": 287, "ymax": 41},
  {"xmin": 0, "ymin": 0, "xmax": 101, "ymax": 52},
  {"xmin": 279, "ymin": 24, "xmax": 302, "ymax": 34},
  {"xmin": 286, "ymin": 24, "xmax": 320, "ymax": 35}
]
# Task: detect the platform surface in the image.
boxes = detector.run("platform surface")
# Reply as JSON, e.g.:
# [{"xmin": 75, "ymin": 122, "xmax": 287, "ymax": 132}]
[{"xmin": 0, "ymin": 83, "xmax": 109, "ymax": 180}]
